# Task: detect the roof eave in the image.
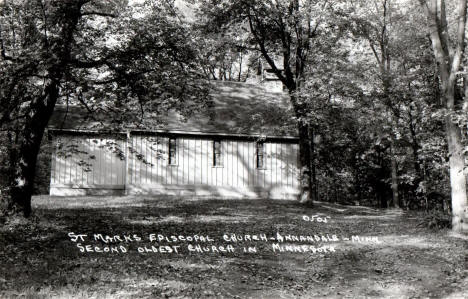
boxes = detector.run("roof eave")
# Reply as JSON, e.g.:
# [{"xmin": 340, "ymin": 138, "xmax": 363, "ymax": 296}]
[{"xmin": 48, "ymin": 128, "xmax": 299, "ymax": 142}]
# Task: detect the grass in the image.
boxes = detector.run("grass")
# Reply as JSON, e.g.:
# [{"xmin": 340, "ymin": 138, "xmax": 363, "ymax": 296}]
[{"xmin": 1, "ymin": 195, "xmax": 468, "ymax": 298}]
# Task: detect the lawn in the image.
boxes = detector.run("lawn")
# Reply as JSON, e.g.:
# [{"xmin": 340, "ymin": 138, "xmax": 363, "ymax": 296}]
[{"xmin": 1, "ymin": 195, "xmax": 468, "ymax": 298}]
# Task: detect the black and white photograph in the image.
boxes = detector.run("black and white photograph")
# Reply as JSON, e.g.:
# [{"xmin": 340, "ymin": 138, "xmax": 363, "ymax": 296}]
[{"xmin": 1, "ymin": 0, "xmax": 468, "ymax": 298}]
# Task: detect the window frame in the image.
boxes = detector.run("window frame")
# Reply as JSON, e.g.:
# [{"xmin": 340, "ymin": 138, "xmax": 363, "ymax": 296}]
[
  {"xmin": 256, "ymin": 141, "xmax": 265, "ymax": 169},
  {"xmin": 212, "ymin": 139, "xmax": 223, "ymax": 167},
  {"xmin": 168, "ymin": 137, "xmax": 177, "ymax": 166}
]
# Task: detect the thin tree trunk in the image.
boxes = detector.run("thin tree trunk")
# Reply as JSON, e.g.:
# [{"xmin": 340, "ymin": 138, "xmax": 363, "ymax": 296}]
[
  {"xmin": 238, "ymin": 51, "xmax": 243, "ymax": 81},
  {"xmin": 408, "ymin": 105, "xmax": 425, "ymax": 209},
  {"xmin": 297, "ymin": 120, "xmax": 313, "ymax": 205},
  {"xmin": 390, "ymin": 140, "xmax": 399, "ymax": 208},
  {"xmin": 388, "ymin": 111, "xmax": 400, "ymax": 208},
  {"xmin": 408, "ymin": 106, "xmax": 424, "ymax": 181},
  {"xmin": 209, "ymin": 67, "xmax": 217, "ymax": 80},
  {"xmin": 377, "ymin": 153, "xmax": 388, "ymax": 208},
  {"xmin": 310, "ymin": 127, "xmax": 318, "ymax": 202}
]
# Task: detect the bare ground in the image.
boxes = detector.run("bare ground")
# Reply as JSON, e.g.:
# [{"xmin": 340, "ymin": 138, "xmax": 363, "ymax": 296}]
[{"xmin": 0, "ymin": 195, "xmax": 467, "ymax": 298}]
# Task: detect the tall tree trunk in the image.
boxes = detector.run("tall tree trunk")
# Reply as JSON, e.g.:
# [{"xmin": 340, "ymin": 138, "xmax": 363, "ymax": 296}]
[
  {"xmin": 1, "ymin": 1, "xmax": 106, "ymax": 218},
  {"xmin": 7, "ymin": 151, "xmax": 38, "ymax": 218},
  {"xmin": 2, "ymin": 81, "xmax": 58, "ymax": 217},
  {"xmin": 445, "ymin": 110, "xmax": 468, "ymax": 232},
  {"xmin": 419, "ymin": 0, "xmax": 468, "ymax": 232},
  {"xmin": 245, "ymin": 1, "xmax": 314, "ymax": 205}
]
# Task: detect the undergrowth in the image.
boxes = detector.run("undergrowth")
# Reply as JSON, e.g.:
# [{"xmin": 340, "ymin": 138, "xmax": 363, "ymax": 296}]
[{"xmin": 418, "ymin": 209, "xmax": 452, "ymax": 229}]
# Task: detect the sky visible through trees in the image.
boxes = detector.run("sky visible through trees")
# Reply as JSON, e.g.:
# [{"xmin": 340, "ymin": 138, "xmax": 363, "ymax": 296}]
[{"xmin": 0, "ymin": 0, "xmax": 467, "ymax": 233}]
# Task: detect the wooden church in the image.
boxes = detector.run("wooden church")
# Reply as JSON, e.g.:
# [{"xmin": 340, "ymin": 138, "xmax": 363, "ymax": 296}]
[{"xmin": 48, "ymin": 80, "xmax": 300, "ymax": 199}]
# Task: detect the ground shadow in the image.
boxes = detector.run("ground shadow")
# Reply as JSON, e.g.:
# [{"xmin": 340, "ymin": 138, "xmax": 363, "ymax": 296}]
[{"xmin": 0, "ymin": 196, "xmax": 467, "ymax": 298}]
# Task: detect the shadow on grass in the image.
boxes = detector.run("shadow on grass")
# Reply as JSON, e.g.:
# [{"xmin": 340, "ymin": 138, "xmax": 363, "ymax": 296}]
[{"xmin": 0, "ymin": 196, "xmax": 467, "ymax": 298}]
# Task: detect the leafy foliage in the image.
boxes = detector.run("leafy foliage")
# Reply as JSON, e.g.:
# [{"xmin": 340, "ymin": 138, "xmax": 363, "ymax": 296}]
[
  {"xmin": 0, "ymin": 0, "xmax": 210, "ymax": 215},
  {"xmin": 1, "ymin": 0, "xmax": 467, "ymax": 220},
  {"xmin": 418, "ymin": 210, "xmax": 452, "ymax": 230}
]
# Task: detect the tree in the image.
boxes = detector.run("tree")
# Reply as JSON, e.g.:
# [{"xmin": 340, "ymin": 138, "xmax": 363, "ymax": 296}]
[
  {"xmin": 418, "ymin": 0, "xmax": 468, "ymax": 232},
  {"xmin": 197, "ymin": 0, "xmax": 348, "ymax": 204},
  {"xmin": 349, "ymin": 0, "xmax": 406, "ymax": 208},
  {"xmin": 0, "ymin": 0, "xmax": 209, "ymax": 218},
  {"xmin": 193, "ymin": 23, "xmax": 249, "ymax": 81}
]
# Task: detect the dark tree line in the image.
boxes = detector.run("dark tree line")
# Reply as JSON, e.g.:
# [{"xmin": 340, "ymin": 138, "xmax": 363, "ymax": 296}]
[{"xmin": 194, "ymin": 0, "xmax": 468, "ymax": 231}]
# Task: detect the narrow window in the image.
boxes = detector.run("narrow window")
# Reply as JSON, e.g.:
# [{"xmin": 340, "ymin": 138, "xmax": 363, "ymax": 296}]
[
  {"xmin": 256, "ymin": 142, "xmax": 265, "ymax": 169},
  {"xmin": 213, "ymin": 140, "xmax": 222, "ymax": 167},
  {"xmin": 168, "ymin": 138, "xmax": 177, "ymax": 165}
]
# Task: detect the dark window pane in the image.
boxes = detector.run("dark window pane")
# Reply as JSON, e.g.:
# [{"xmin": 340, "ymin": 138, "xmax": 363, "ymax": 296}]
[
  {"xmin": 168, "ymin": 138, "xmax": 176, "ymax": 165},
  {"xmin": 256, "ymin": 142, "xmax": 264, "ymax": 168},
  {"xmin": 213, "ymin": 140, "xmax": 222, "ymax": 166}
]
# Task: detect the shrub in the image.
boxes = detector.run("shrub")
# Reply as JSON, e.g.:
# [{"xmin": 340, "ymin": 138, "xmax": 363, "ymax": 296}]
[{"xmin": 418, "ymin": 209, "xmax": 451, "ymax": 230}]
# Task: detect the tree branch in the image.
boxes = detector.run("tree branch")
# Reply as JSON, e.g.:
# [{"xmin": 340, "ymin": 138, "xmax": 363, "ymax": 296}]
[
  {"xmin": 418, "ymin": 0, "xmax": 450, "ymax": 84},
  {"xmin": 449, "ymin": 0, "xmax": 467, "ymax": 84},
  {"xmin": 247, "ymin": 8, "xmax": 289, "ymax": 86},
  {"xmin": 69, "ymin": 58, "xmax": 108, "ymax": 68},
  {"xmin": 368, "ymin": 40, "xmax": 382, "ymax": 66},
  {"xmin": 0, "ymin": 23, "xmax": 13, "ymax": 61},
  {"xmin": 80, "ymin": 11, "xmax": 117, "ymax": 18}
]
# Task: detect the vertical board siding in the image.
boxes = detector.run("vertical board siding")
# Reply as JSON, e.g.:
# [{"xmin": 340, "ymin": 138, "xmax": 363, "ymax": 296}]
[
  {"xmin": 52, "ymin": 135, "xmax": 125, "ymax": 188},
  {"xmin": 103, "ymin": 138, "xmax": 108, "ymax": 185},
  {"xmin": 52, "ymin": 134, "xmax": 299, "ymax": 194},
  {"xmin": 142, "ymin": 137, "xmax": 147, "ymax": 185},
  {"xmin": 291, "ymin": 143, "xmax": 299, "ymax": 187},
  {"xmin": 225, "ymin": 140, "xmax": 231, "ymax": 187},
  {"xmin": 266, "ymin": 142, "xmax": 272, "ymax": 187},
  {"xmin": 201, "ymin": 140, "xmax": 206, "ymax": 185},
  {"xmin": 181, "ymin": 138, "xmax": 187, "ymax": 184},
  {"xmin": 88, "ymin": 138, "xmax": 94, "ymax": 185}
]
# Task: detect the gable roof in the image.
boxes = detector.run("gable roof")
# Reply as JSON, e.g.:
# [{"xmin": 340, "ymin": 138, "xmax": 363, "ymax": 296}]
[{"xmin": 48, "ymin": 81, "xmax": 297, "ymax": 138}]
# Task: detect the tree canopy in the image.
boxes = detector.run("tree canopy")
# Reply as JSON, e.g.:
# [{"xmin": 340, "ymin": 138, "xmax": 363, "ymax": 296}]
[
  {"xmin": 0, "ymin": 0, "xmax": 209, "ymax": 216},
  {"xmin": 1, "ymin": 0, "xmax": 468, "ymax": 233}
]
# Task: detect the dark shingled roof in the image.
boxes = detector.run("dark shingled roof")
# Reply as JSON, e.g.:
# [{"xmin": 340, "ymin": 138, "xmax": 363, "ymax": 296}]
[{"xmin": 48, "ymin": 81, "xmax": 297, "ymax": 137}]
